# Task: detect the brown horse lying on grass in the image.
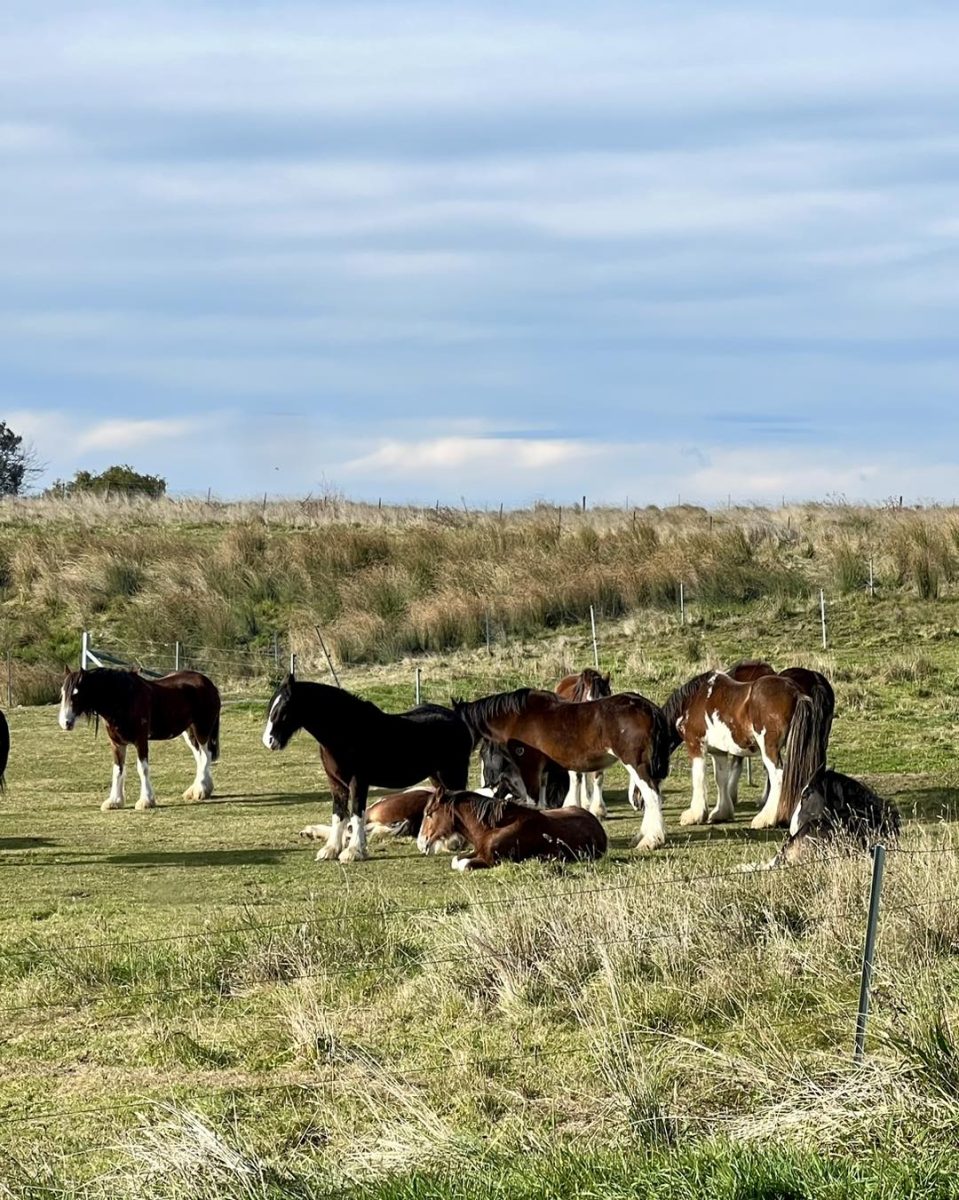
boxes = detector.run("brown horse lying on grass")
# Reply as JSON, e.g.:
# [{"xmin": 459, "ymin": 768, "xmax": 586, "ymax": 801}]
[
  {"xmin": 300, "ymin": 787, "xmax": 465, "ymax": 852},
  {"xmin": 417, "ymin": 786, "xmax": 607, "ymax": 871}
]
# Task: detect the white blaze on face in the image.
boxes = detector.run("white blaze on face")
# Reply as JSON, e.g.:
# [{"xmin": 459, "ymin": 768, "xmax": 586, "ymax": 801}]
[
  {"xmin": 58, "ymin": 684, "xmax": 77, "ymax": 731},
  {"xmin": 262, "ymin": 697, "xmax": 281, "ymax": 749}
]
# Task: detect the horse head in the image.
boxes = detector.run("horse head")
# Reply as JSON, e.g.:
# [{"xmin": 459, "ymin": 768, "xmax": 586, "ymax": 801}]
[
  {"xmin": 262, "ymin": 672, "xmax": 298, "ymax": 751},
  {"xmin": 59, "ymin": 667, "xmax": 90, "ymax": 731},
  {"xmin": 417, "ymin": 785, "xmax": 455, "ymax": 854},
  {"xmin": 791, "ymin": 764, "xmax": 829, "ymax": 836}
]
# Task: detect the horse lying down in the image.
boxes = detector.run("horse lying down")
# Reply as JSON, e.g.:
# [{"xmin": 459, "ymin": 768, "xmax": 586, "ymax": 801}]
[
  {"xmin": 748, "ymin": 767, "xmax": 900, "ymax": 870},
  {"xmin": 300, "ymin": 787, "xmax": 464, "ymax": 852},
  {"xmin": 416, "ymin": 786, "xmax": 607, "ymax": 871}
]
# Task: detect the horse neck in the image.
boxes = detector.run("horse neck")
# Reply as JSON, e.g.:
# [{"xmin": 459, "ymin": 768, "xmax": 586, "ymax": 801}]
[
  {"xmin": 451, "ymin": 800, "xmax": 496, "ymax": 848},
  {"xmin": 295, "ymin": 682, "xmax": 363, "ymax": 744},
  {"xmin": 85, "ymin": 671, "xmax": 136, "ymax": 723}
]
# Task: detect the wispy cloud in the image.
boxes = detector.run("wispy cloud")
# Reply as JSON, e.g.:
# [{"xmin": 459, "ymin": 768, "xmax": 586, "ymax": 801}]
[{"xmin": 77, "ymin": 417, "xmax": 200, "ymax": 452}]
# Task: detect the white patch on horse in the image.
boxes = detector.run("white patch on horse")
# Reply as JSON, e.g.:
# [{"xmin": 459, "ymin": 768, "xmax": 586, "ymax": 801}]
[
  {"xmin": 134, "ymin": 756, "xmax": 156, "ymax": 810},
  {"xmin": 451, "ymin": 855, "xmax": 470, "ymax": 872},
  {"xmin": 751, "ymin": 728, "xmax": 784, "ymax": 829},
  {"xmin": 101, "ymin": 752, "xmax": 126, "ymax": 811},
  {"xmin": 182, "ymin": 732, "xmax": 213, "ymax": 801},
  {"xmin": 316, "ymin": 814, "xmax": 347, "ymax": 860},
  {"xmin": 627, "ymin": 768, "xmax": 666, "ymax": 849},
  {"xmin": 339, "ymin": 813, "xmax": 368, "ymax": 862},
  {"xmin": 704, "ymin": 712, "xmax": 749, "ymax": 757},
  {"xmin": 58, "ymin": 686, "xmax": 75, "ymax": 731},
  {"xmin": 680, "ymin": 755, "xmax": 708, "ymax": 825}
]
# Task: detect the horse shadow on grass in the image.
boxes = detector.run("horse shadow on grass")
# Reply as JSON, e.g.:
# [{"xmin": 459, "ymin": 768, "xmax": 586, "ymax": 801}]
[
  {"xmin": 891, "ymin": 787, "xmax": 959, "ymax": 823},
  {"xmin": 0, "ymin": 836, "xmax": 57, "ymax": 850},
  {"xmin": 103, "ymin": 847, "xmax": 300, "ymax": 868}
]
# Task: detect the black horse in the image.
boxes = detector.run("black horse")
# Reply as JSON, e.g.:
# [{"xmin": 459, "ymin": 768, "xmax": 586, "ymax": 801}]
[
  {"xmin": 478, "ymin": 738, "xmax": 568, "ymax": 808},
  {"xmin": 0, "ymin": 708, "xmax": 8, "ymax": 792},
  {"xmin": 262, "ymin": 676, "xmax": 472, "ymax": 862}
]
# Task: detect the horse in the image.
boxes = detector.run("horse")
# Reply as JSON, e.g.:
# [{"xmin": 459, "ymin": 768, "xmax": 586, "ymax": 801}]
[
  {"xmin": 555, "ymin": 668, "xmax": 613, "ymax": 816},
  {"xmin": 417, "ymin": 785, "xmax": 607, "ymax": 870},
  {"xmin": 300, "ymin": 786, "xmax": 465, "ymax": 852},
  {"xmin": 0, "ymin": 708, "xmax": 8, "ymax": 792},
  {"xmin": 58, "ymin": 667, "xmax": 220, "ymax": 810},
  {"xmin": 262, "ymin": 678, "xmax": 472, "ymax": 862},
  {"xmin": 754, "ymin": 767, "xmax": 900, "ymax": 869},
  {"xmin": 719, "ymin": 660, "xmax": 835, "ymax": 813},
  {"xmin": 662, "ymin": 670, "xmax": 818, "ymax": 830},
  {"xmin": 478, "ymin": 738, "xmax": 568, "ymax": 808},
  {"xmin": 454, "ymin": 688, "xmax": 671, "ymax": 849}
]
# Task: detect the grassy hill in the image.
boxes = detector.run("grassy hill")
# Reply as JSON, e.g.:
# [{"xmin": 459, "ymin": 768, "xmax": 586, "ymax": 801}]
[{"xmin": 3, "ymin": 495, "xmax": 959, "ymax": 1198}]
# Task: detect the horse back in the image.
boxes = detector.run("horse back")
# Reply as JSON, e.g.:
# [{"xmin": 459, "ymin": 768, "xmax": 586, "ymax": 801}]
[{"xmin": 144, "ymin": 670, "xmax": 220, "ymax": 740}]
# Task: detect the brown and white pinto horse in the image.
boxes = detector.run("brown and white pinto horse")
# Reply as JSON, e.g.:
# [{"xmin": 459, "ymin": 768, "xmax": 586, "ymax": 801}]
[
  {"xmin": 662, "ymin": 670, "xmax": 818, "ymax": 830},
  {"xmin": 58, "ymin": 667, "xmax": 220, "ymax": 810},
  {"xmin": 555, "ymin": 668, "xmax": 612, "ymax": 816},
  {"xmin": 454, "ymin": 688, "xmax": 670, "ymax": 849},
  {"xmin": 417, "ymin": 786, "xmax": 607, "ymax": 870}
]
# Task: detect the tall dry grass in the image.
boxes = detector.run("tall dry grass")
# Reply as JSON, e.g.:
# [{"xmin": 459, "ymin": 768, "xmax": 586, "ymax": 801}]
[{"xmin": 2, "ymin": 495, "xmax": 958, "ymax": 684}]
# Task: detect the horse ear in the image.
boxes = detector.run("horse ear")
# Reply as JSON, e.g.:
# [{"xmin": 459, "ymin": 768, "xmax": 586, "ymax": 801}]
[
  {"xmin": 602, "ymin": 673, "xmax": 611, "ymax": 686},
  {"xmin": 285, "ymin": 670, "xmax": 295, "ymax": 686},
  {"xmin": 433, "ymin": 782, "xmax": 447, "ymax": 803},
  {"xmin": 63, "ymin": 664, "xmax": 71, "ymax": 678}
]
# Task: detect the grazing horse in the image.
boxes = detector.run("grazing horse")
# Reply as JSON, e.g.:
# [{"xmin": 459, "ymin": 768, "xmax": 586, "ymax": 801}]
[
  {"xmin": 478, "ymin": 738, "xmax": 568, "ymax": 808},
  {"xmin": 720, "ymin": 661, "xmax": 835, "ymax": 813},
  {"xmin": 58, "ymin": 668, "xmax": 220, "ymax": 810},
  {"xmin": 663, "ymin": 671, "xmax": 817, "ymax": 830},
  {"xmin": 756, "ymin": 767, "xmax": 900, "ymax": 869},
  {"xmin": 300, "ymin": 786, "xmax": 465, "ymax": 852},
  {"xmin": 454, "ymin": 688, "xmax": 670, "ymax": 849},
  {"xmin": 555, "ymin": 668, "xmax": 613, "ymax": 816},
  {"xmin": 417, "ymin": 786, "xmax": 607, "ymax": 870},
  {"xmin": 262, "ymin": 678, "xmax": 471, "ymax": 862},
  {"xmin": 0, "ymin": 708, "xmax": 8, "ymax": 792}
]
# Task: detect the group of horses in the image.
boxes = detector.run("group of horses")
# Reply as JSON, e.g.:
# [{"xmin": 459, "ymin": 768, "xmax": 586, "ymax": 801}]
[{"xmin": 49, "ymin": 655, "xmax": 900, "ymax": 871}]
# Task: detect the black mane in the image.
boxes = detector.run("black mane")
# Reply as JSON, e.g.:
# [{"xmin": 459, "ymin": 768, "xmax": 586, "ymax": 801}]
[
  {"xmin": 454, "ymin": 689, "xmax": 534, "ymax": 741},
  {"xmin": 661, "ymin": 671, "xmax": 712, "ymax": 747}
]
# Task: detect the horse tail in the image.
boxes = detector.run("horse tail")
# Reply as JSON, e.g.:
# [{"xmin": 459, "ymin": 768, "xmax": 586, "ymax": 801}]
[
  {"xmin": 207, "ymin": 712, "xmax": 221, "ymax": 762},
  {"xmin": 0, "ymin": 710, "xmax": 8, "ymax": 793},
  {"xmin": 649, "ymin": 703, "xmax": 671, "ymax": 783},
  {"xmin": 806, "ymin": 672, "xmax": 835, "ymax": 770},
  {"xmin": 778, "ymin": 694, "xmax": 817, "ymax": 826}
]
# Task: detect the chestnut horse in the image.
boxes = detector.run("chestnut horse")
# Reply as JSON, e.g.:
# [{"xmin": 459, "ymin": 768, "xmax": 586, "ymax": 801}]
[
  {"xmin": 300, "ymin": 786, "xmax": 465, "ymax": 852},
  {"xmin": 417, "ymin": 786, "xmax": 607, "ymax": 870},
  {"xmin": 262, "ymin": 679, "xmax": 471, "ymax": 862},
  {"xmin": 555, "ymin": 668, "xmax": 613, "ymax": 816},
  {"xmin": 58, "ymin": 667, "xmax": 220, "ymax": 810},
  {"xmin": 454, "ymin": 688, "xmax": 670, "ymax": 849},
  {"xmin": 662, "ymin": 670, "xmax": 818, "ymax": 829},
  {"xmin": 719, "ymin": 660, "xmax": 835, "ymax": 814}
]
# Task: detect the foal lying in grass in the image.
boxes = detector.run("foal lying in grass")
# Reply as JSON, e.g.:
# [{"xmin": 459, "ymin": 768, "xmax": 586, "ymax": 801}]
[{"xmin": 416, "ymin": 786, "xmax": 607, "ymax": 870}]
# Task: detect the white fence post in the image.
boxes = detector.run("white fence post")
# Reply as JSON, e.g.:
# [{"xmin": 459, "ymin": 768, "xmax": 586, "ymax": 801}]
[
  {"xmin": 820, "ymin": 589, "xmax": 827, "ymax": 650},
  {"xmin": 868, "ymin": 558, "xmax": 875, "ymax": 598},
  {"xmin": 81, "ymin": 630, "xmax": 90, "ymax": 670},
  {"xmin": 290, "ymin": 652, "xmax": 297, "ymax": 677},
  {"xmin": 589, "ymin": 605, "xmax": 599, "ymax": 669},
  {"xmin": 174, "ymin": 641, "xmax": 181, "ymax": 672},
  {"xmin": 679, "ymin": 582, "xmax": 685, "ymax": 626}
]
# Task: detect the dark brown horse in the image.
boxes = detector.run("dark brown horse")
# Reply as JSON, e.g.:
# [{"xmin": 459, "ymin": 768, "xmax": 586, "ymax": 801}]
[
  {"xmin": 478, "ymin": 738, "xmax": 568, "ymax": 808},
  {"xmin": 662, "ymin": 670, "xmax": 818, "ymax": 829},
  {"xmin": 299, "ymin": 786, "xmax": 465, "ymax": 851},
  {"xmin": 555, "ymin": 668, "xmax": 613, "ymax": 815},
  {"xmin": 454, "ymin": 688, "xmax": 670, "ymax": 849},
  {"xmin": 0, "ymin": 708, "xmax": 8, "ymax": 792},
  {"xmin": 262, "ymin": 680, "xmax": 471, "ymax": 862},
  {"xmin": 417, "ymin": 786, "xmax": 607, "ymax": 870},
  {"xmin": 59, "ymin": 667, "xmax": 220, "ymax": 810}
]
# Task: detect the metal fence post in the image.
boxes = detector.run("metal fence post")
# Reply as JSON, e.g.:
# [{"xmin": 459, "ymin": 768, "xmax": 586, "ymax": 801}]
[
  {"xmin": 589, "ymin": 605, "xmax": 599, "ymax": 669},
  {"xmin": 174, "ymin": 641, "xmax": 181, "ymax": 672},
  {"xmin": 820, "ymin": 589, "xmax": 827, "ymax": 650},
  {"xmin": 854, "ymin": 843, "xmax": 886, "ymax": 1063},
  {"xmin": 679, "ymin": 582, "xmax": 685, "ymax": 626},
  {"xmin": 415, "ymin": 667, "xmax": 421, "ymax": 706}
]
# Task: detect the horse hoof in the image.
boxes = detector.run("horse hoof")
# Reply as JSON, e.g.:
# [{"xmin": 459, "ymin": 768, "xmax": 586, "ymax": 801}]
[
  {"xmin": 134, "ymin": 797, "xmax": 156, "ymax": 811},
  {"xmin": 299, "ymin": 824, "xmax": 331, "ymax": 841},
  {"xmin": 315, "ymin": 845, "xmax": 341, "ymax": 861},
  {"xmin": 183, "ymin": 785, "xmax": 211, "ymax": 802},
  {"xmin": 750, "ymin": 813, "xmax": 774, "ymax": 830},
  {"xmin": 590, "ymin": 803, "xmax": 608, "ymax": 820},
  {"xmin": 633, "ymin": 835, "xmax": 665, "ymax": 851},
  {"xmin": 100, "ymin": 798, "xmax": 124, "ymax": 812},
  {"xmin": 338, "ymin": 846, "xmax": 368, "ymax": 863},
  {"xmin": 679, "ymin": 809, "xmax": 703, "ymax": 827}
]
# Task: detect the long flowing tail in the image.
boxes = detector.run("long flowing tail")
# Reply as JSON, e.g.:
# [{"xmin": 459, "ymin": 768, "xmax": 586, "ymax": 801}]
[
  {"xmin": 649, "ymin": 703, "xmax": 671, "ymax": 783},
  {"xmin": 0, "ymin": 710, "xmax": 7, "ymax": 792},
  {"xmin": 777, "ymin": 695, "xmax": 819, "ymax": 825},
  {"xmin": 208, "ymin": 713, "xmax": 220, "ymax": 762}
]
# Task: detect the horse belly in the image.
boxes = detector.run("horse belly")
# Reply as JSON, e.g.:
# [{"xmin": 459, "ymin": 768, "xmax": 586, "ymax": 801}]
[{"xmin": 704, "ymin": 712, "xmax": 752, "ymax": 757}]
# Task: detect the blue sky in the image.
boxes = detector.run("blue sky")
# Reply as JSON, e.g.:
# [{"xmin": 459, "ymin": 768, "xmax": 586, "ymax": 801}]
[{"xmin": 3, "ymin": 2, "xmax": 959, "ymax": 505}]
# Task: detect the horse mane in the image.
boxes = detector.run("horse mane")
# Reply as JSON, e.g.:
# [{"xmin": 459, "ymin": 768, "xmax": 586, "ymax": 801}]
[
  {"xmin": 454, "ymin": 689, "xmax": 533, "ymax": 740},
  {"xmin": 456, "ymin": 790, "xmax": 510, "ymax": 828},
  {"xmin": 568, "ymin": 669, "xmax": 612, "ymax": 701},
  {"xmin": 661, "ymin": 671, "xmax": 712, "ymax": 746}
]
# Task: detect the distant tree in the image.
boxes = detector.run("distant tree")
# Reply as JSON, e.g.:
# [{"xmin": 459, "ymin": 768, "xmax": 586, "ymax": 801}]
[
  {"xmin": 49, "ymin": 464, "xmax": 167, "ymax": 499},
  {"xmin": 0, "ymin": 421, "xmax": 42, "ymax": 496}
]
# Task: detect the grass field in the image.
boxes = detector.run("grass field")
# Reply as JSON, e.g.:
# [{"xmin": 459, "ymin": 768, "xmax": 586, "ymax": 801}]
[{"xmin": 4, "ymin": 584, "xmax": 959, "ymax": 1197}]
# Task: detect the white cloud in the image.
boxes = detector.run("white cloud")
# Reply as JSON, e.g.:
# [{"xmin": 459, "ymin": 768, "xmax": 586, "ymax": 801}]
[
  {"xmin": 77, "ymin": 417, "xmax": 199, "ymax": 452},
  {"xmin": 342, "ymin": 436, "xmax": 599, "ymax": 476}
]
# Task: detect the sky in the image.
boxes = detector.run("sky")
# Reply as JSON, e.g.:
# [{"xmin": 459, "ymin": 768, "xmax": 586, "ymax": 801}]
[{"xmin": 3, "ymin": 1, "xmax": 959, "ymax": 506}]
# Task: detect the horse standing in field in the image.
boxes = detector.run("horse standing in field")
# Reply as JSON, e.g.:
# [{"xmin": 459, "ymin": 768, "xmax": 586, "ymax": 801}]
[
  {"xmin": 454, "ymin": 688, "xmax": 671, "ymax": 849},
  {"xmin": 58, "ymin": 668, "xmax": 220, "ymax": 810},
  {"xmin": 0, "ymin": 708, "xmax": 8, "ymax": 792},
  {"xmin": 555, "ymin": 668, "xmax": 613, "ymax": 816},
  {"xmin": 262, "ymin": 679, "xmax": 472, "ymax": 862},
  {"xmin": 417, "ymin": 786, "xmax": 607, "ymax": 870},
  {"xmin": 754, "ymin": 767, "xmax": 899, "ymax": 869},
  {"xmin": 662, "ymin": 669, "xmax": 820, "ymax": 830}
]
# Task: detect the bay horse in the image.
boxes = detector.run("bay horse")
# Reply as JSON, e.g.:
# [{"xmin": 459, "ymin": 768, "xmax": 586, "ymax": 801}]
[
  {"xmin": 0, "ymin": 708, "xmax": 8, "ymax": 792},
  {"xmin": 58, "ymin": 667, "xmax": 220, "ymax": 810},
  {"xmin": 662, "ymin": 669, "xmax": 818, "ymax": 830},
  {"xmin": 262, "ymin": 679, "xmax": 471, "ymax": 862},
  {"xmin": 417, "ymin": 786, "xmax": 607, "ymax": 870},
  {"xmin": 719, "ymin": 660, "xmax": 835, "ymax": 814},
  {"xmin": 300, "ymin": 786, "xmax": 465, "ymax": 852},
  {"xmin": 752, "ymin": 767, "xmax": 899, "ymax": 869},
  {"xmin": 454, "ymin": 688, "xmax": 670, "ymax": 849},
  {"xmin": 555, "ymin": 668, "xmax": 613, "ymax": 816}
]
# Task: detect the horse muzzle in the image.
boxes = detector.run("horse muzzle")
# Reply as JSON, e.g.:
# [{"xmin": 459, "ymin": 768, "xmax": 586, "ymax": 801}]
[
  {"xmin": 59, "ymin": 712, "xmax": 76, "ymax": 732},
  {"xmin": 417, "ymin": 832, "xmax": 437, "ymax": 855}
]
